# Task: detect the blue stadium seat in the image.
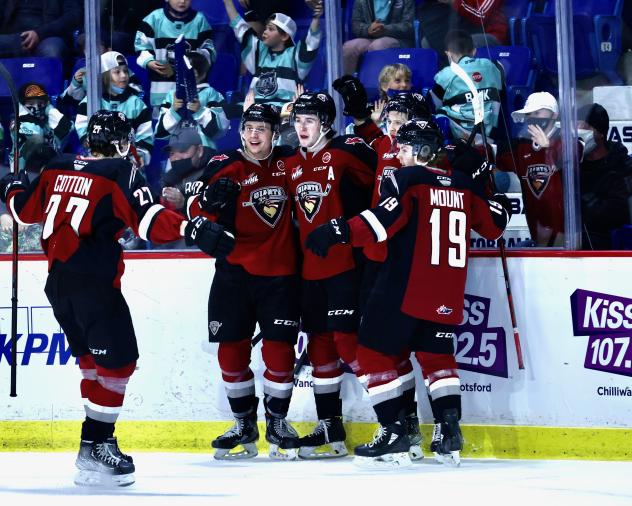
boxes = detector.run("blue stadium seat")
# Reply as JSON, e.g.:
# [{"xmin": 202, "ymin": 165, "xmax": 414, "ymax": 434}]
[
  {"xmin": 502, "ymin": 0, "xmax": 534, "ymax": 45},
  {"xmin": 302, "ymin": 49, "xmax": 327, "ymax": 92},
  {"xmin": 0, "ymin": 58, "xmax": 63, "ymax": 102},
  {"xmin": 209, "ymin": 52, "xmax": 239, "ymax": 95},
  {"xmin": 526, "ymin": 0, "xmax": 623, "ymax": 83},
  {"xmin": 357, "ymin": 48, "xmax": 438, "ymax": 99},
  {"xmin": 611, "ymin": 225, "xmax": 632, "ymax": 250}
]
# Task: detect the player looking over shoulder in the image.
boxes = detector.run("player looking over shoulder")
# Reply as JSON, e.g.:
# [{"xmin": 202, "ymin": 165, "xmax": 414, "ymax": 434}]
[
  {"xmin": 305, "ymin": 119, "xmax": 511, "ymax": 468},
  {"xmin": 0, "ymin": 110, "xmax": 233, "ymax": 487},
  {"xmin": 187, "ymin": 104, "xmax": 302, "ymax": 460}
]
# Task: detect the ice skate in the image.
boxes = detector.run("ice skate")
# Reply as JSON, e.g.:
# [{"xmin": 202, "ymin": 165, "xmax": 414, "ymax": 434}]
[
  {"xmin": 432, "ymin": 409, "xmax": 463, "ymax": 467},
  {"xmin": 298, "ymin": 417, "xmax": 348, "ymax": 459},
  {"xmin": 265, "ymin": 415, "xmax": 300, "ymax": 460},
  {"xmin": 74, "ymin": 440, "xmax": 135, "ymax": 487},
  {"xmin": 212, "ymin": 414, "xmax": 259, "ymax": 460},
  {"xmin": 405, "ymin": 413, "xmax": 424, "ymax": 460},
  {"xmin": 353, "ymin": 422, "xmax": 412, "ymax": 469},
  {"xmin": 106, "ymin": 436, "xmax": 133, "ymax": 463}
]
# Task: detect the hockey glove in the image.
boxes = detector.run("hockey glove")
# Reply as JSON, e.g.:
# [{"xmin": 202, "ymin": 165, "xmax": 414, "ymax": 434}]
[
  {"xmin": 0, "ymin": 171, "xmax": 29, "ymax": 203},
  {"xmin": 489, "ymin": 193, "xmax": 513, "ymax": 230},
  {"xmin": 200, "ymin": 177, "xmax": 241, "ymax": 213},
  {"xmin": 332, "ymin": 75, "xmax": 371, "ymax": 118},
  {"xmin": 305, "ymin": 217, "xmax": 349, "ymax": 258},
  {"xmin": 184, "ymin": 216, "xmax": 236, "ymax": 259}
]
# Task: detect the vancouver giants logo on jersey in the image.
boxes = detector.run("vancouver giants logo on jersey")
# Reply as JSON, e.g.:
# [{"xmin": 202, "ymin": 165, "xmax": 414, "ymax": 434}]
[
  {"xmin": 244, "ymin": 186, "xmax": 287, "ymax": 227},
  {"xmin": 295, "ymin": 181, "xmax": 330, "ymax": 222},
  {"xmin": 525, "ymin": 164, "xmax": 556, "ymax": 198}
]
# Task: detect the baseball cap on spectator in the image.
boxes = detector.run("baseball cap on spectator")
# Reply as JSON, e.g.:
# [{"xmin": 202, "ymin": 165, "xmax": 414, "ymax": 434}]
[
  {"xmin": 579, "ymin": 103, "xmax": 609, "ymax": 139},
  {"xmin": 511, "ymin": 92, "xmax": 559, "ymax": 123},
  {"xmin": 19, "ymin": 83, "xmax": 49, "ymax": 103},
  {"xmin": 268, "ymin": 13, "xmax": 297, "ymax": 44},
  {"xmin": 163, "ymin": 127, "xmax": 202, "ymax": 153},
  {"xmin": 101, "ymin": 51, "xmax": 128, "ymax": 73}
]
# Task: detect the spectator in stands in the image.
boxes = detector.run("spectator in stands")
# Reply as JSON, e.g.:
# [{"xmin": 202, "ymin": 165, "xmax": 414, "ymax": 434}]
[
  {"xmin": 430, "ymin": 30, "xmax": 502, "ymax": 143},
  {"xmin": 417, "ymin": 0, "xmax": 507, "ymax": 62},
  {"xmin": 368, "ymin": 63, "xmax": 413, "ymax": 126},
  {"xmin": 496, "ymin": 92, "xmax": 568, "ymax": 247},
  {"xmin": 156, "ymin": 50, "xmax": 229, "ymax": 150},
  {"xmin": 578, "ymin": 103, "xmax": 632, "ymax": 250},
  {"xmin": 10, "ymin": 83, "xmax": 73, "ymax": 171},
  {"xmin": 342, "ymin": 0, "xmax": 415, "ymax": 75},
  {"xmin": 135, "ymin": 0, "xmax": 216, "ymax": 108},
  {"xmin": 223, "ymin": 0, "xmax": 323, "ymax": 109},
  {"xmin": 0, "ymin": 0, "xmax": 81, "ymax": 60},
  {"xmin": 75, "ymin": 52, "xmax": 153, "ymax": 165}
]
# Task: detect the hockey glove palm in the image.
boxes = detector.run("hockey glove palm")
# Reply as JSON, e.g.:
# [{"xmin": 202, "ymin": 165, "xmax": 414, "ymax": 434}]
[
  {"xmin": 201, "ymin": 177, "xmax": 241, "ymax": 213},
  {"xmin": 305, "ymin": 217, "xmax": 349, "ymax": 258},
  {"xmin": 0, "ymin": 171, "xmax": 29, "ymax": 203},
  {"xmin": 333, "ymin": 75, "xmax": 371, "ymax": 118},
  {"xmin": 184, "ymin": 216, "xmax": 235, "ymax": 259}
]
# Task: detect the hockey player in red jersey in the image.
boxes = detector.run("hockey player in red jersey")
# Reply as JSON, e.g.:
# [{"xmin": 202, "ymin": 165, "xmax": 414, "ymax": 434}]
[
  {"xmin": 333, "ymin": 76, "xmax": 432, "ymax": 460},
  {"xmin": 283, "ymin": 91, "xmax": 377, "ymax": 458},
  {"xmin": 305, "ymin": 120, "xmax": 511, "ymax": 468},
  {"xmin": 0, "ymin": 110, "xmax": 233, "ymax": 486},
  {"xmin": 187, "ymin": 104, "xmax": 302, "ymax": 460}
]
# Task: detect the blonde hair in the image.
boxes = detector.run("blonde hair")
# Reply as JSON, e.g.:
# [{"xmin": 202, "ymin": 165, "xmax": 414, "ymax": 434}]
[{"xmin": 378, "ymin": 64, "xmax": 412, "ymax": 99}]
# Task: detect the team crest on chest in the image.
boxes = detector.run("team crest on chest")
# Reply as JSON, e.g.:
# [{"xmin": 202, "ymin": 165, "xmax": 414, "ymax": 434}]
[
  {"xmin": 243, "ymin": 186, "xmax": 287, "ymax": 227},
  {"xmin": 295, "ymin": 181, "xmax": 330, "ymax": 222},
  {"xmin": 255, "ymin": 71, "xmax": 278, "ymax": 97},
  {"xmin": 525, "ymin": 164, "xmax": 555, "ymax": 198}
]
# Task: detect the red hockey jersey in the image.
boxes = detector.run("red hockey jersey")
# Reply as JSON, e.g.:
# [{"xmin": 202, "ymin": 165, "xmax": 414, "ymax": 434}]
[
  {"xmin": 348, "ymin": 164, "xmax": 508, "ymax": 324},
  {"xmin": 285, "ymin": 135, "xmax": 377, "ymax": 280},
  {"xmin": 5, "ymin": 154, "xmax": 186, "ymax": 287},
  {"xmin": 188, "ymin": 147, "xmax": 298, "ymax": 276}
]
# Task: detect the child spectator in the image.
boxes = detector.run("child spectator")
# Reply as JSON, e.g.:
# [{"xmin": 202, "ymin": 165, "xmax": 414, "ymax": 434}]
[
  {"xmin": 10, "ymin": 83, "xmax": 72, "ymax": 170},
  {"xmin": 342, "ymin": 0, "xmax": 415, "ymax": 75},
  {"xmin": 223, "ymin": 0, "xmax": 323, "ymax": 108},
  {"xmin": 75, "ymin": 52, "xmax": 154, "ymax": 165},
  {"xmin": 430, "ymin": 30, "xmax": 503, "ymax": 143},
  {"xmin": 155, "ymin": 50, "xmax": 229, "ymax": 150},
  {"xmin": 135, "ymin": 0, "xmax": 216, "ymax": 108}
]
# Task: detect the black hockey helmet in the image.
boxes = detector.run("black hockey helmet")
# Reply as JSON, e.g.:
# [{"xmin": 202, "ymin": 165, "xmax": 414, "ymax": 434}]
[
  {"xmin": 87, "ymin": 110, "xmax": 133, "ymax": 157},
  {"xmin": 241, "ymin": 103, "xmax": 281, "ymax": 134},
  {"xmin": 291, "ymin": 92, "xmax": 336, "ymax": 128},
  {"xmin": 383, "ymin": 92, "xmax": 430, "ymax": 121},
  {"xmin": 396, "ymin": 119, "xmax": 444, "ymax": 161}
]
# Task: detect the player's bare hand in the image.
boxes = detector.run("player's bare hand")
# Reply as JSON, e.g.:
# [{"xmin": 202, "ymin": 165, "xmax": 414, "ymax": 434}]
[
  {"xmin": 528, "ymin": 124, "xmax": 550, "ymax": 149},
  {"xmin": 243, "ymin": 90, "xmax": 255, "ymax": 112},
  {"xmin": 187, "ymin": 99, "xmax": 201, "ymax": 113}
]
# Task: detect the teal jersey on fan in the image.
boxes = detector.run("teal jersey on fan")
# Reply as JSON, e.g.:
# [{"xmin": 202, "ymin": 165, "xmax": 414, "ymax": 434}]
[
  {"xmin": 231, "ymin": 16, "xmax": 322, "ymax": 108},
  {"xmin": 155, "ymin": 83, "xmax": 229, "ymax": 150},
  {"xmin": 135, "ymin": 7, "xmax": 216, "ymax": 106},
  {"xmin": 432, "ymin": 56, "xmax": 503, "ymax": 140},
  {"xmin": 75, "ymin": 88, "xmax": 154, "ymax": 165}
]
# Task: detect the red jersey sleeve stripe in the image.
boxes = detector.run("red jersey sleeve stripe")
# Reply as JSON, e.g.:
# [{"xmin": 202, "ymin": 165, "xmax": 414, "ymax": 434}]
[
  {"xmin": 359, "ymin": 210, "xmax": 388, "ymax": 242},
  {"xmin": 8, "ymin": 195, "xmax": 31, "ymax": 226},
  {"xmin": 138, "ymin": 204, "xmax": 164, "ymax": 240}
]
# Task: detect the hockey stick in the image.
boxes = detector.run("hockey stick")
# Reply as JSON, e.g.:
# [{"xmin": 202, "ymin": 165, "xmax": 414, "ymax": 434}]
[
  {"xmin": 0, "ymin": 62, "xmax": 21, "ymax": 395},
  {"xmin": 450, "ymin": 61, "xmax": 525, "ymax": 370}
]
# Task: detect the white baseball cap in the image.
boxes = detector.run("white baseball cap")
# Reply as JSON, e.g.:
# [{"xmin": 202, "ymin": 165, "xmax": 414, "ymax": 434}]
[
  {"xmin": 269, "ymin": 13, "xmax": 297, "ymax": 44},
  {"xmin": 101, "ymin": 51, "xmax": 128, "ymax": 73},
  {"xmin": 511, "ymin": 92, "xmax": 559, "ymax": 123}
]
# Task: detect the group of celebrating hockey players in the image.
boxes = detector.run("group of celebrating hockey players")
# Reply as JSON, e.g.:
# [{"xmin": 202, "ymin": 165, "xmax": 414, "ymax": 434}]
[{"xmin": 0, "ymin": 69, "xmax": 511, "ymax": 485}]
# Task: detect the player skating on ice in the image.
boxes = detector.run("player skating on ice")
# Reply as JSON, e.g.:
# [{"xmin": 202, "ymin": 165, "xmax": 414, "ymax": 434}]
[
  {"xmin": 305, "ymin": 119, "xmax": 511, "ymax": 468},
  {"xmin": 187, "ymin": 104, "xmax": 302, "ymax": 460},
  {"xmin": 0, "ymin": 110, "xmax": 233, "ymax": 486}
]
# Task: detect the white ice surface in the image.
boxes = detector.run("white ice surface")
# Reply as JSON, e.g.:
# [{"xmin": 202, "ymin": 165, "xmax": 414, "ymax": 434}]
[{"xmin": 0, "ymin": 453, "xmax": 631, "ymax": 506}]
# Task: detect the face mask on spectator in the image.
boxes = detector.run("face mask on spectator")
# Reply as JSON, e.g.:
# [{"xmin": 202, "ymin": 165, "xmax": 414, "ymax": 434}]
[
  {"xmin": 109, "ymin": 84, "xmax": 126, "ymax": 95},
  {"xmin": 25, "ymin": 102, "xmax": 46, "ymax": 119},
  {"xmin": 578, "ymin": 129, "xmax": 597, "ymax": 155},
  {"xmin": 169, "ymin": 157, "xmax": 196, "ymax": 179}
]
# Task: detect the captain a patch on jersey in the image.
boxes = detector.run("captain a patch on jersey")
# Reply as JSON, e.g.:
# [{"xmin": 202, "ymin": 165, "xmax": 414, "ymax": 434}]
[
  {"xmin": 243, "ymin": 185, "xmax": 287, "ymax": 227},
  {"xmin": 295, "ymin": 181, "xmax": 330, "ymax": 222}
]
